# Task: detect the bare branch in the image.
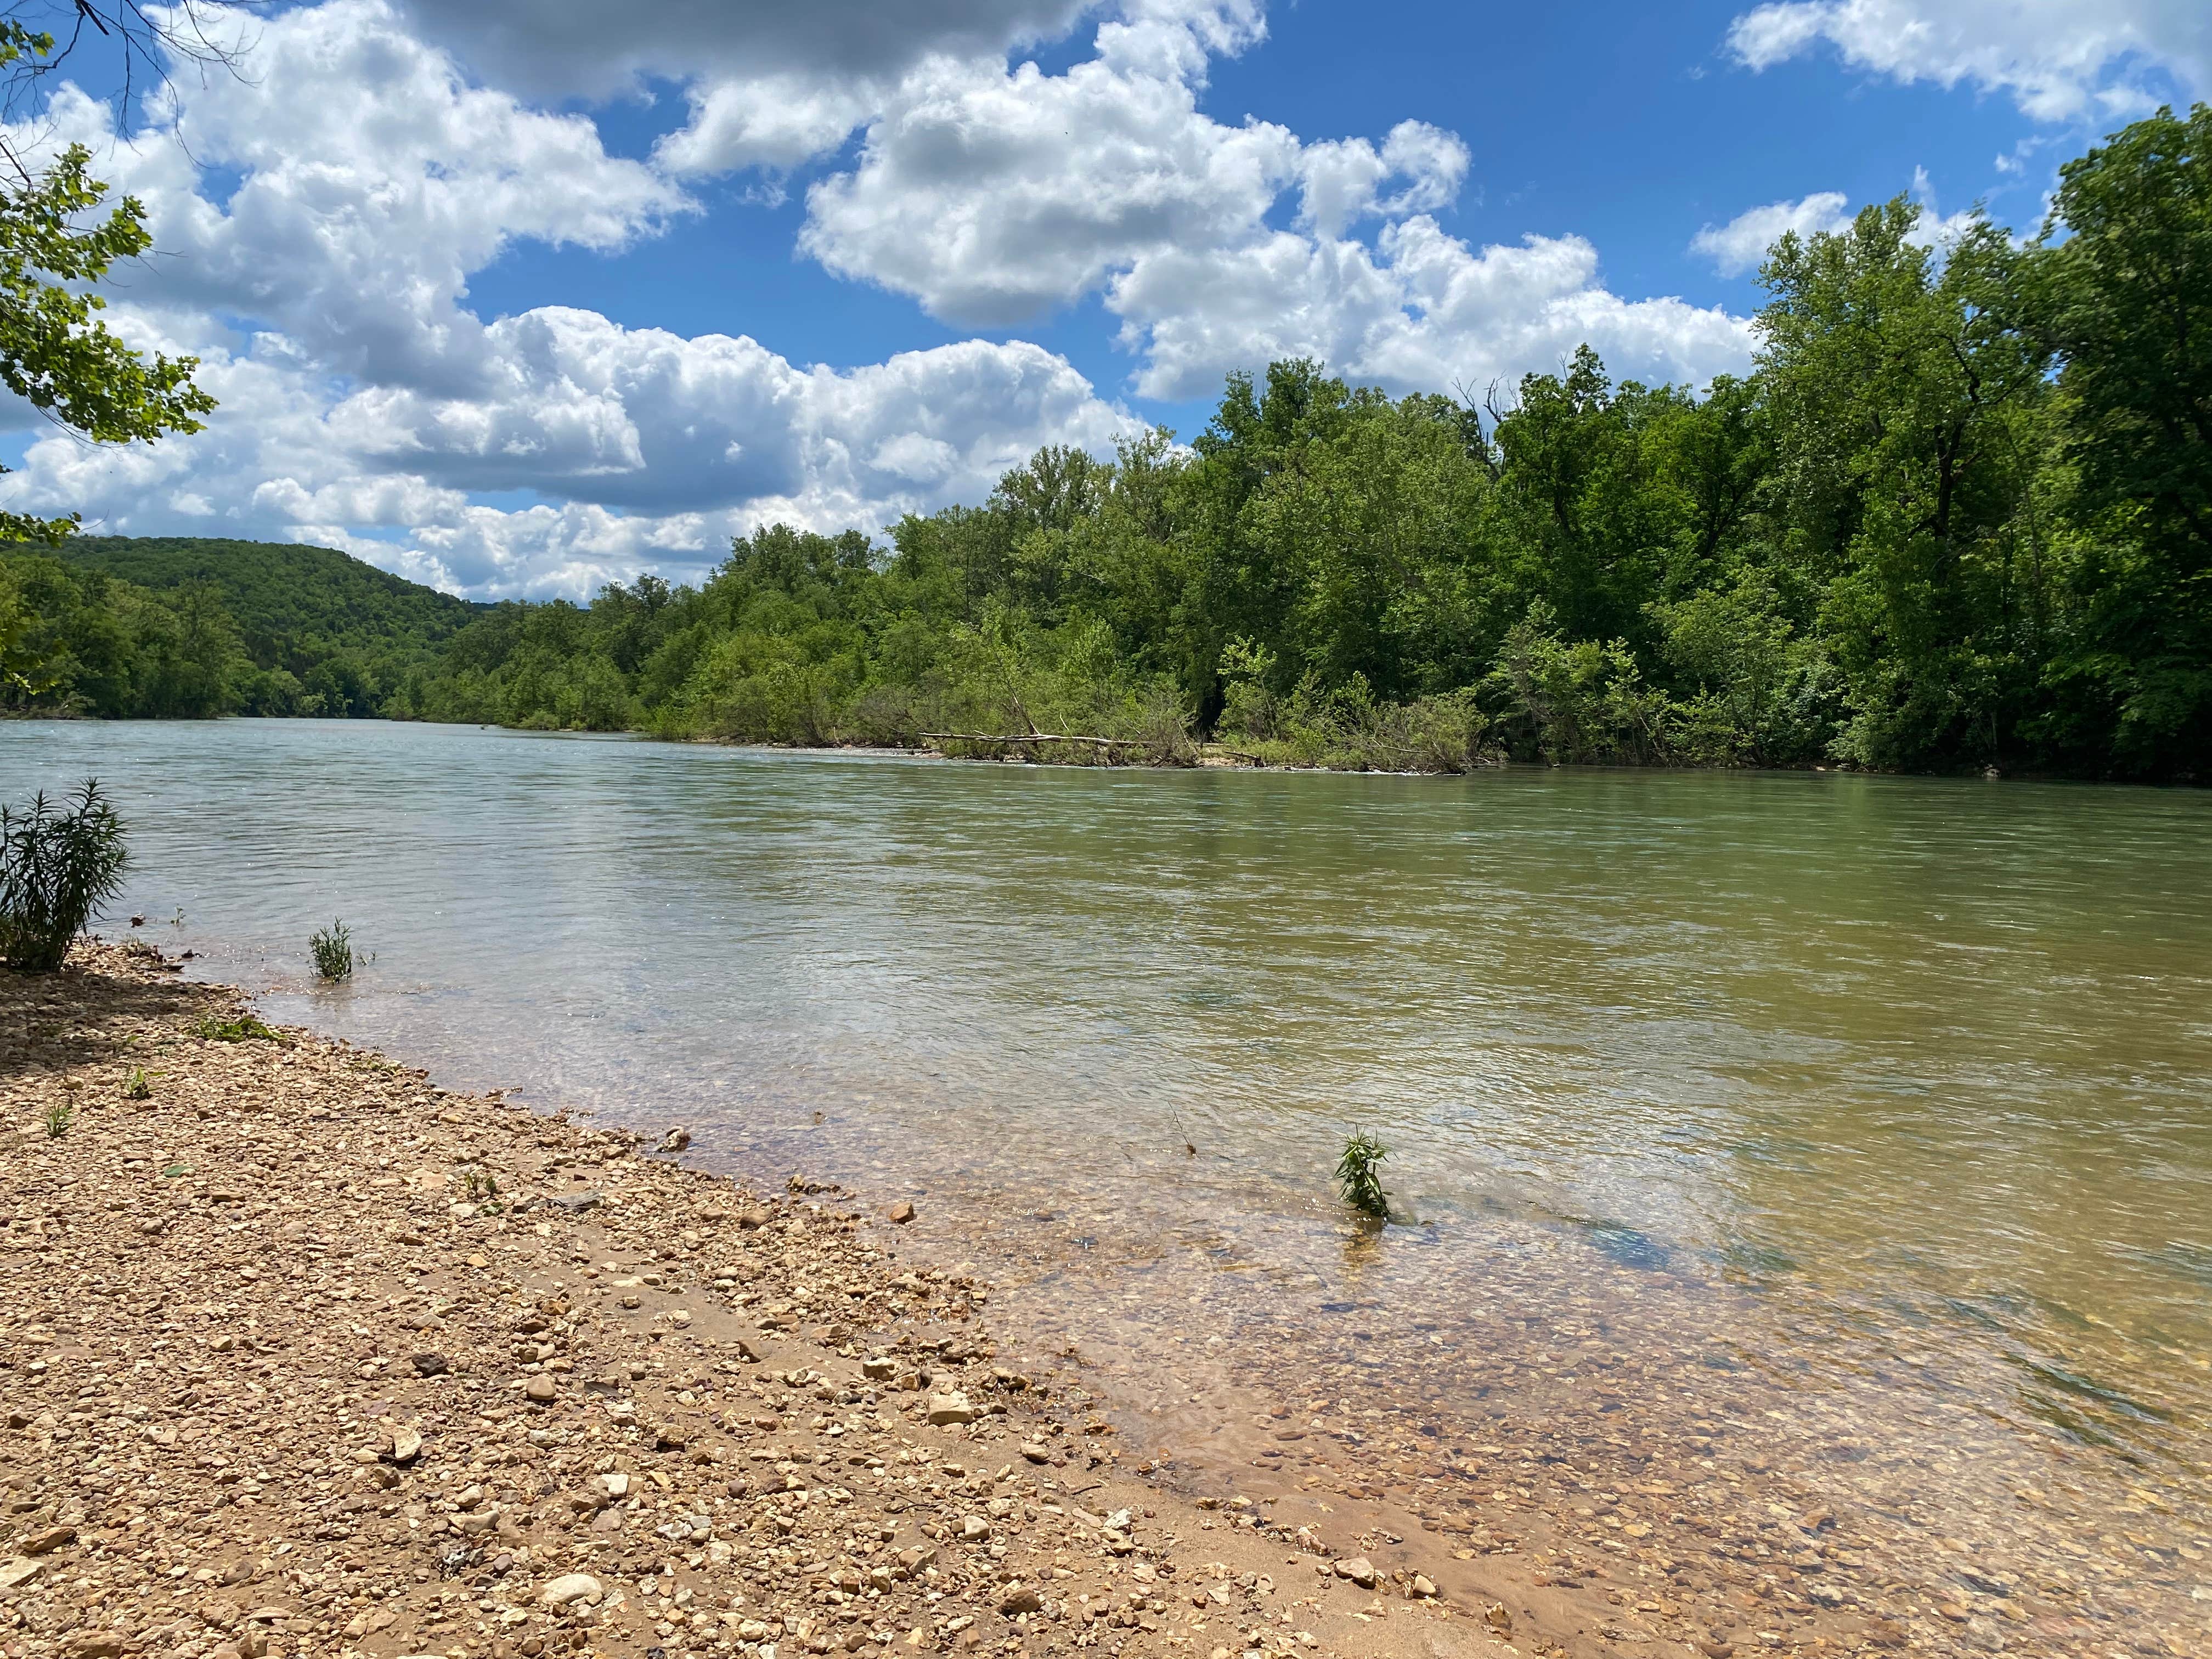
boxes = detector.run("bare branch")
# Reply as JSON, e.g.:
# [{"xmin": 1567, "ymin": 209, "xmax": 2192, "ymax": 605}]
[{"xmin": 2, "ymin": 3, "xmax": 268, "ymax": 154}]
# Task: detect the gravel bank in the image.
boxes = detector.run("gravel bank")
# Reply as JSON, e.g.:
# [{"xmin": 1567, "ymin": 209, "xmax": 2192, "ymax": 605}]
[{"xmin": 1, "ymin": 945, "xmax": 1521, "ymax": 1659}]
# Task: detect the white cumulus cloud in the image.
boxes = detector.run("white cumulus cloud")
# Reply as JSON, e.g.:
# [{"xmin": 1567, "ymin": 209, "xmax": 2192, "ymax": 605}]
[
  {"xmin": 799, "ymin": 3, "xmax": 1752, "ymax": 396},
  {"xmin": 1725, "ymin": 0, "xmax": 2212, "ymax": 121},
  {"xmin": 1691, "ymin": 191, "xmax": 1854, "ymax": 275},
  {"xmin": 398, "ymin": 0, "xmax": 1101, "ymax": 101}
]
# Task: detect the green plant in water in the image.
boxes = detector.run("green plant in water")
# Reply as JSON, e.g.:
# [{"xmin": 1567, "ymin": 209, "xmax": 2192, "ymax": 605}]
[
  {"xmin": 123, "ymin": 1067, "xmax": 151, "ymax": 1100},
  {"xmin": 44, "ymin": 1099, "xmax": 72, "ymax": 1138},
  {"xmin": 195, "ymin": 1014, "xmax": 281, "ymax": 1043},
  {"xmin": 1337, "ymin": 1127, "xmax": 1390, "ymax": 1219},
  {"xmin": 0, "ymin": 778, "xmax": 128, "ymax": 973},
  {"xmin": 309, "ymin": 919, "xmax": 354, "ymax": 981}
]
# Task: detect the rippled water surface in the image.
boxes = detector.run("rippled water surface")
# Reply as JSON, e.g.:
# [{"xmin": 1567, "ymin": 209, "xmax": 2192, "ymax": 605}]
[{"xmin": 6, "ymin": 719, "xmax": 2210, "ymax": 1644}]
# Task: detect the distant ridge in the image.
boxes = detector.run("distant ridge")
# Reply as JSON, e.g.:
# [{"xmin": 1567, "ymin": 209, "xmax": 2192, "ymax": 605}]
[{"xmin": 54, "ymin": 537, "xmax": 485, "ymax": 667}]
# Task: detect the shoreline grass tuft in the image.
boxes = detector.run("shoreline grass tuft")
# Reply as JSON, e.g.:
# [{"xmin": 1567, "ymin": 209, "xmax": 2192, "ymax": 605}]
[
  {"xmin": 195, "ymin": 1013, "xmax": 282, "ymax": 1043},
  {"xmin": 1, "ymin": 778, "xmax": 128, "ymax": 974}
]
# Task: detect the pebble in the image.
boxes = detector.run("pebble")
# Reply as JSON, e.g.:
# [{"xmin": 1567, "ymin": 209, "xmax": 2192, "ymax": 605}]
[{"xmin": 540, "ymin": 1572, "xmax": 602, "ymax": 1606}]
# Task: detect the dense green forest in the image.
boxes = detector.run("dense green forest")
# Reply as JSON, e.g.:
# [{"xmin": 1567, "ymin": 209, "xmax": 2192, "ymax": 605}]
[
  {"xmin": 0, "ymin": 536, "xmax": 481, "ymax": 717},
  {"xmin": 4, "ymin": 106, "xmax": 2208, "ymax": 778}
]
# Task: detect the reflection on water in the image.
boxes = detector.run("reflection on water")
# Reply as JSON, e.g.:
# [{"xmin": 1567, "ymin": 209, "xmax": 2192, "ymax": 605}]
[{"xmin": 5, "ymin": 719, "xmax": 2209, "ymax": 1646}]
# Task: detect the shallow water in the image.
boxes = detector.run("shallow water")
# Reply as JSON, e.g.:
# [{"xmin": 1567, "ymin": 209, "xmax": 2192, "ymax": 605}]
[{"xmin": 6, "ymin": 719, "xmax": 2209, "ymax": 1646}]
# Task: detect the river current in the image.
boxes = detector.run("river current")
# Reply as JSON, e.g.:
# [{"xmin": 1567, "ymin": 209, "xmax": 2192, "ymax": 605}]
[{"xmin": 5, "ymin": 719, "xmax": 2207, "ymax": 1652}]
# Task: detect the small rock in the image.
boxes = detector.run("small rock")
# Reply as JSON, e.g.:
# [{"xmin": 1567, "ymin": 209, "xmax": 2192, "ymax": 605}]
[
  {"xmin": 0, "ymin": 1558, "xmax": 44, "ymax": 1590},
  {"xmin": 410, "ymin": 1352, "xmax": 449, "ymax": 1377},
  {"xmin": 736, "ymin": 1207, "xmax": 772, "ymax": 1230},
  {"xmin": 596, "ymin": 1472, "xmax": 631, "ymax": 1501},
  {"xmin": 1333, "ymin": 1557, "xmax": 1376, "ymax": 1588},
  {"xmin": 19, "ymin": 1526, "xmax": 76, "ymax": 1556},
  {"xmin": 927, "ymin": 1392, "xmax": 977, "ymax": 1425},
  {"xmin": 387, "ymin": 1427, "xmax": 424, "ymax": 1464},
  {"xmin": 1483, "ymin": 1602, "xmax": 1513, "ymax": 1633},
  {"xmin": 862, "ymin": 1356, "xmax": 896, "ymax": 1380},
  {"xmin": 66, "ymin": 1633, "xmax": 125, "ymax": 1657},
  {"xmin": 657, "ymin": 1127, "xmax": 691, "ymax": 1153},
  {"xmin": 524, "ymin": 1375, "xmax": 557, "ymax": 1402},
  {"xmin": 961, "ymin": 1516, "xmax": 991, "ymax": 1541},
  {"xmin": 540, "ymin": 1572, "xmax": 603, "ymax": 1607},
  {"xmin": 1410, "ymin": 1574, "xmax": 1437, "ymax": 1599},
  {"xmin": 1696, "ymin": 1644, "xmax": 1735, "ymax": 1659},
  {"xmin": 999, "ymin": 1584, "xmax": 1042, "ymax": 1616},
  {"xmin": 1019, "ymin": 1442, "xmax": 1053, "ymax": 1464},
  {"xmin": 549, "ymin": 1192, "xmax": 602, "ymax": 1213},
  {"xmin": 888, "ymin": 1200, "xmax": 916, "ymax": 1224}
]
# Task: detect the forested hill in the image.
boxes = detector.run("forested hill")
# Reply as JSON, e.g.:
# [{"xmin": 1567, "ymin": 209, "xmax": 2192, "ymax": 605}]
[
  {"xmin": 0, "ymin": 536, "xmax": 482, "ymax": 718},
  {"xmin": 57, "ymin": 537, "xmax": 481, "ymax": 660}
]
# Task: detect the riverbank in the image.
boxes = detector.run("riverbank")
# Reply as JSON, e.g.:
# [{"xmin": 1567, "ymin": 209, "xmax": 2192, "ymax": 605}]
[{"xmin": 0, "ymin": 944, "xmax": 1556, "ymax": 1659}]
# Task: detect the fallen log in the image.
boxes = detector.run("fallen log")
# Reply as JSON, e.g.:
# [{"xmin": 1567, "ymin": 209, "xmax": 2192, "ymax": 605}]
[{"xmin": 922, "ymin": 731, "xmax": 1149, "ymax": 749}]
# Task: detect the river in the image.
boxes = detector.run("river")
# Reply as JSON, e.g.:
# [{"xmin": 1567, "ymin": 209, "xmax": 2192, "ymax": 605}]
[{"xmin": 5, "ymin": 718, "xmax": 2207, "ymax": 1652}]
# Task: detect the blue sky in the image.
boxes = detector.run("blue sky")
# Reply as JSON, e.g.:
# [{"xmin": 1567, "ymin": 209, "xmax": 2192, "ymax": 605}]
[
  {"xmin": 455, "ymin": 0, "xmax": 2056, "ymax": 438},
  {"xmin": 1, "ymin": 0, "xmax": 2204, "ymax": 596}
]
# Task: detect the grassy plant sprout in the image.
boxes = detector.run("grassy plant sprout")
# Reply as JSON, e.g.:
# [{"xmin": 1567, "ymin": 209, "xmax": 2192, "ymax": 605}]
[
  {"xmin": 1337, "ymin": 1127, "xmax": 1390, "ymax": 1219},
  {"xmin": 310, "ymin": 918, "xmax": 354, "ymax": 981}
]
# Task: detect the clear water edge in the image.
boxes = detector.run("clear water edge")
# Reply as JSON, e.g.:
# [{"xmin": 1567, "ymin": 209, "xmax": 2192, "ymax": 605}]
[{"xmin": 5, "ymin": 718, "xmax": 2210, "ymax": 1646}]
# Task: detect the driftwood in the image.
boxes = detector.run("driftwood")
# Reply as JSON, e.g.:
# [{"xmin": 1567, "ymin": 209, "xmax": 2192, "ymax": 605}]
[
  {"xmin": 922, "ymin": 730, "xmax": 1149, "ymax": 750},
  {"xmin": 923, "ymin": 731, "xmax": 1278, "ymax": 766}
]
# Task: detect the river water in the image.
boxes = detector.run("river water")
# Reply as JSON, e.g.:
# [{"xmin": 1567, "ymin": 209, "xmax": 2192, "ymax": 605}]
[{"xmin": 5, "ymin": 719, "xmax": 2208, "ymax": 1652}]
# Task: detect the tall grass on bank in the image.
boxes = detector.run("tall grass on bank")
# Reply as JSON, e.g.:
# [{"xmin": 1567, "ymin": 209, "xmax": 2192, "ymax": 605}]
[{"xmin": 0, "ymin": 778, "xmax": 128, "ymax": 973}]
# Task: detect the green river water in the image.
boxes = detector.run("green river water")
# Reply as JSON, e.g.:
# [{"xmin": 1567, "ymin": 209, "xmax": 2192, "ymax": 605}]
[{"xmin": 4, "ymin": 719, "xmax": 2207, "ymax": 1651}]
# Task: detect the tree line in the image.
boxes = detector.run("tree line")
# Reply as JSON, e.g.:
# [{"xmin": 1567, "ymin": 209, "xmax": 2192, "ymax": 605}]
[
  {"xmin": 1, "ymin": 538, "xmax": 479, "ymax": 718},
  {"xmin": 8, "ymin": 106, "xmax": 2210, "ymax": 779}
]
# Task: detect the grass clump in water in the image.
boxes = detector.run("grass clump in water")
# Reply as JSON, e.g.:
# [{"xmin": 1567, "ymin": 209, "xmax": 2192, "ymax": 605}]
[
  {"xmin": 309, "ymin": 919, "xmax": 354, "ymax": 981},
  {"xmin": 0, "ymin": 779, "xmax": 128, "ymax": 973},
  {"xmin": 1337, "ymin": 1127, "xmax": 1390, "ymax": 1218}
]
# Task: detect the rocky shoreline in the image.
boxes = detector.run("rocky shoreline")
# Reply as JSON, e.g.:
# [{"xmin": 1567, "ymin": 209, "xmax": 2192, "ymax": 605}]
[{"xmin": 1, "ymin": 945, "xmax": 1506, "ymax": 1659}]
